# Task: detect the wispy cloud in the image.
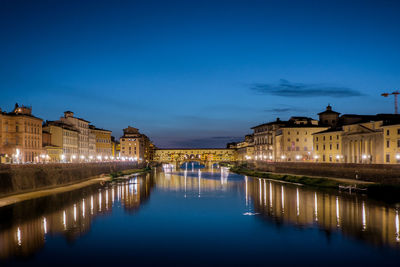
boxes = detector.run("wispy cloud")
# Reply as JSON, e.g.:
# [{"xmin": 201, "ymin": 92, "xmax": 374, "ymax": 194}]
[
  {"xmin": 250, "ymin": 79, "xmax": 364, "ymax": 98},
  {"xmin": 264, "ymin": 106, "xmax": 306, "ymax": 113}
]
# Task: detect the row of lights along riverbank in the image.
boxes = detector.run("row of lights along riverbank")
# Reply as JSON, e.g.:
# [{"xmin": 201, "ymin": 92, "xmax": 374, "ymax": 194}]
[
  {"xmin": 247, "ymin": 153, "xmax": 400, "ymax": 163},
  {"xmin": 10, "ymin": 153, "xmax": 142, "ymax": 164}
]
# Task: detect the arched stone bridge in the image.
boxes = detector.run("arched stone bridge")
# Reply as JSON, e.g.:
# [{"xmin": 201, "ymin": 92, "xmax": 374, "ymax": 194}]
[{"xmin": 153, "ymin": 148, "xmax": 237, "ymax": 166}]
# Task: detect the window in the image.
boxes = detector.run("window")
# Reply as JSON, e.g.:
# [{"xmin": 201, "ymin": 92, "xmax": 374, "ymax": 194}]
[
  {"xmin": 304, "ymin": 138, "xmax": 307, "ymax": 142},
  {"xmin": 297, "ymin": 132, "xmax": 299, "ymax": 135},
  {"xmin": 330, "ymin": 144, "xmax": 332, "ymax": 150},
  {"xmin": 316, "ymin": 137, "xmax": 319, "ymax": 141},
  {"xmin": 387, "ymin": 140, "xmax": 390, "ymax": 148},
  {"xmin": 304, "ymin": 147, "xmax": 308, "ymax": 151},
  {"xmin": 337, "ymin": 135, "xmax": 339, "ymax": 140},
  {"xmin": 398, "ymin": 129, "xmax": 400, "ymax": 135},
  {"xmin": 387, "ymin": 130, "xmax": 390, "ymax": 136},
  {"xmin": 323, "ymin": 145, "xmax": 325, "ymax": 150},
  {"xmin": 287, "ymin": 138, "xmax": 290, "ymax": 142},
  {"xmin": 323, "ymin": 155, "xmax": 326, "ymax": 162},
  {"xmin": 287, "ymin": 146, "xmax": 291, "ymax": 151},
  {"xmin": 296, "ymin": 147, "xmax": 299, "ymax": 151},
  {"xmin": 330, "ymin": 136, "xmax": 332, "ymax": 140},
  {"xmin": 386, "ymin": 154, "xmax": 390, "ymax": 163},
  {"xmin": 296, "ymin": 138, "xmax": 299, "ymax": 142},
  {"xmin": 337, "ymin": 144, "xmax": 339, "ymax": 149},
  {"xmin": 323, "ymin": 136, "xmax": 325, "ymax": 141},
  {"xmin": 316, "ymin": 145, "xmax": 319, "ymax": 151}
]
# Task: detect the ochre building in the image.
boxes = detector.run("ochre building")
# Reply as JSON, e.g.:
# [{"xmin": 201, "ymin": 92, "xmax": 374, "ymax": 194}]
[
  {"xmin": 120, "ymin": 126, "xmax": 153, "ymax": 163},
  {"xmin": 0, "ymin": 104, "xmax": 43, "ymax": 163}
]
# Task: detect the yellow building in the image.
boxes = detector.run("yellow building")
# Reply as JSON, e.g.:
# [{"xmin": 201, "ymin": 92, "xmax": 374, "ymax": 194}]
[
  {"xmin": 60, "ymin": 111, "xmax": 90, "ymax": 157},
  {"xmin": 0, "ymin": 104, "xmax": 43, "ymax": 163},
  {"xmin": 381, "ymin": 123, "xmax": 400, "ymax": 164},
  {"xmin": 111, "ymin": 136, "xmax": 119, "ymax": 158},
  {"xmin": 233, "ymin": 135, "xmax": 255, "ymax": 161},
  {"xmin": 272, "ymin": 117, "xmax": 328, "ymax": 162},
  {"xmin": 120, "ymin": 126, "xmax": 153, "ymax": 163},
  {"xmin": 89, "ymin": 125, "xmax": 112, "ymax": 159},
  {"xmin": 313, "ymin": 129, "xmax": 343, "ymax": 162},
  {"xmin": 276, "ymin": 123, "xmax": 328, "ymax": 162},
  {"xmin": 43, "ymin": 121, "xmax": 79, "ymax": 162},
  {"xmin": 314, "ymin": 117, "xmax": 400, "ymax": 164}
]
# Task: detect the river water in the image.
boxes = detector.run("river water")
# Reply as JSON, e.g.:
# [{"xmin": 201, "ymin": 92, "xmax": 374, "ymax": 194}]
[{"xmin": 1, "ymin": 166, "xmax": 400, "ymax": 266}]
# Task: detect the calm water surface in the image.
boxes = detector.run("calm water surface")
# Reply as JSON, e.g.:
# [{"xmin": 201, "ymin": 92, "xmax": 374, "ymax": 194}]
[{"xmin": 1, "ymin": 166, "xmax": 400, "ymax": 266}]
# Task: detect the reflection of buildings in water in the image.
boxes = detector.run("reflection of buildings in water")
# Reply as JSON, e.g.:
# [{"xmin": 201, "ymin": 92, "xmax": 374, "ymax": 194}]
[
  {"xmin": 0, "ymin": 174, "xmax": 153, "ymax": 260},
  {"xmin": 247, "ymin": 177, "xmax": 400, "ymax": 248},
  {"xmin": 155, "ymin": 168, "xmax": 237, "ymax": 196}
]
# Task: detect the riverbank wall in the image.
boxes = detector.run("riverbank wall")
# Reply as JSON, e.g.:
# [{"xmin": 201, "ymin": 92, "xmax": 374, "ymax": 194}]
[
  {"xmin": 0, "ymin": 162, "xmax": 145, "ymax": 198},
  {"xmin": 240, "ymin": 161, "xmax": 400, "ymax": 185}
]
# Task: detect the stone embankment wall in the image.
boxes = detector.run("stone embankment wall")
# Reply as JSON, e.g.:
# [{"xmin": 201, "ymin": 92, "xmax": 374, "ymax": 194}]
[
  {"xmin": 0, "ymin": 162, "xmax": 144, "ymax": 198},
  {"xmin": 243, "ymin": 161, "xmax": 400, "ymax": 185}
]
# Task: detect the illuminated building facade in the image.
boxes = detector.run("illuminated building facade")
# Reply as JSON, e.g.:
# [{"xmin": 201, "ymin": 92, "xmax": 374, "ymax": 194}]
[
  {"xmin": 43, "ymin": 121, "xmax": 79, "ymax": 162},
  {"xmin": 60, "ymin": 111, "xmax": 90, "ymax": 158},
  {"xmin": 252, "ymin": 119, "xmax": 286, "ymax": 161},
  {"xmin": 234, "ymin": 135, "xmax": 255, "ymax": 161},
  {"xmin": 0, "ymin": 104, "xmax": 43, "ymax": 163},
  {"xmin": 275, "ymin": 118, "xmax": 328, "ymax": 162},
  {"xmin": 120, "ymin": 126, "xmax": 153, "ymax": 162},
  {"xmin": 89, "ymin": 125, "xmax": 112, "ymax": 159}
]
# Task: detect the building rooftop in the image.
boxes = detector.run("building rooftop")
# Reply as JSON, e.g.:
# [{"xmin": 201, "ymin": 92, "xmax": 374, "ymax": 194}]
[
  {"xmin": 318, "ymin": 104, "xmax": 340, "ymax": 115},
  {"xmin": 89, "ymin": 125, "xmax": 112, "ymax": 133},
  {"xmin": 251, "ymin": 118, "xmax": 288, "ymax": 129},
  {"xmin": 44, "ymin": 120, "xmax": 79, "ymax": 132},
  {"xmin": 312, "ymin": 127, "xmax": 343, "ymax": 135}
]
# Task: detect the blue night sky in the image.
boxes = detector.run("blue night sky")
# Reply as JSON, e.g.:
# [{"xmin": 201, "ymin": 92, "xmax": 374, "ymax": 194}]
[{"xmin": 1, "ymin": 0, "xmax": 399, "ymax": 148}]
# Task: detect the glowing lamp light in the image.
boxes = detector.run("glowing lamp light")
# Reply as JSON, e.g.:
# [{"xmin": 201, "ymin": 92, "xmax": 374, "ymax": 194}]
[
  {"xmin": 61, "ymin": 154, "xmax": 65, "ymax": 160},
  {"xmin": 362, "ymin": 154, "xmax": 367, "ymax": 159},
  {"xmin": 89, "ymin": 156, "xmax": 93, "ymax": 160},
  {"xmin": 281, "ymin": 155, "xmax": 286, "ymax": 159},
  {"xmin": 314, "ymin": 155, "xmax": 319, "ymax": 159},
  {"xmin": 105, "ymin": 156, "xmax": 109, "ymax": 160},
  {"xmin": 295, "ymin": 155, "xmax": 301, "ymax": 160},
  {"xmin": 80, "ymin": 155, "xmax": 85, "ymax": 160},
  {"xmin": 396, "ymin": 154, "xmax": 400, "ymax": 160},
  {"xmin": 72, "ymin": 155, "xmax": 76, "ymax": 159}
]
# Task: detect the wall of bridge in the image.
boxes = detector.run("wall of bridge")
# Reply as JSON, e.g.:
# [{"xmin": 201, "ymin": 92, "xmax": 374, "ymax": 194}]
[{"xmin": 153, "ymin": 148, "xmax": 237, "ymax": 162}]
